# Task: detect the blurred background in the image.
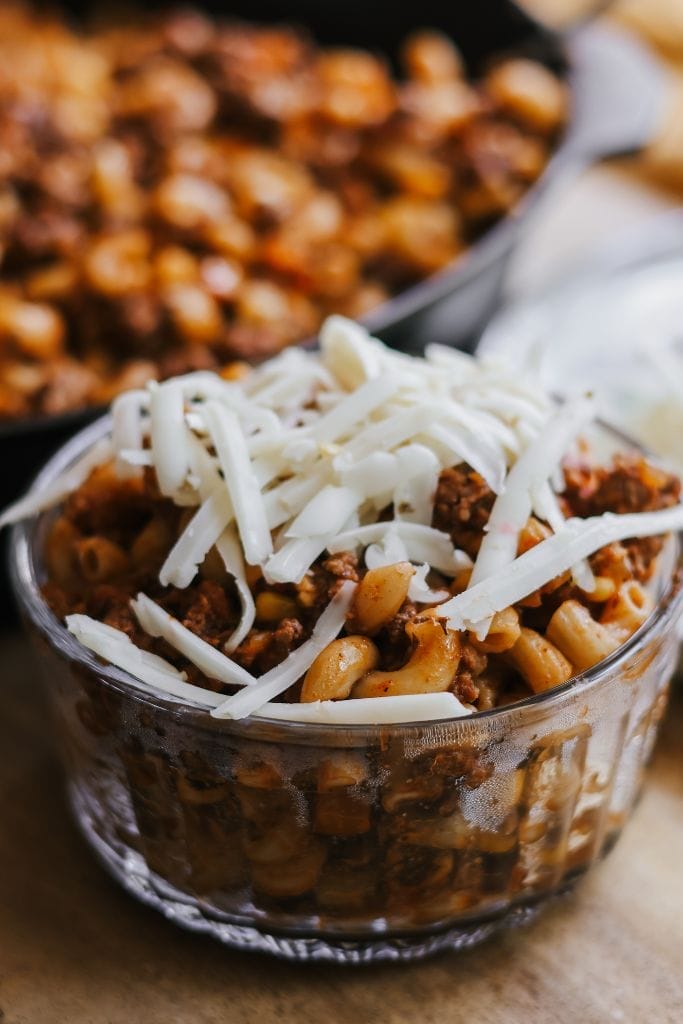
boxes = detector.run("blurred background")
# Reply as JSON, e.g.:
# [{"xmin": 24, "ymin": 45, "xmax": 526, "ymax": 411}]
[
  {"xmin": 1, "ymin": 0, "xmax": 682, "ymax": 497},
  {"xmin": 510, "ymin": 0, "xmax": 683, "ymax": 291}
]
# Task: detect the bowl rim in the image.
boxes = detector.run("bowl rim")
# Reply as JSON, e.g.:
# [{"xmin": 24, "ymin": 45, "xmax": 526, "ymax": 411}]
[{"xmin": 8, "ymin": 413, "xmax": 683, "ymax": 739}]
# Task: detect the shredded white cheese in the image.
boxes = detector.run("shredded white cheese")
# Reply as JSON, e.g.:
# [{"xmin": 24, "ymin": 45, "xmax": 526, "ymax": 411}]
[
  {"xmin": 469, "ymin": 396, "xmax": 595, "ymax": 591},
  {"xmin": 532, "ymin": 478, "xmax": 596, "ymax": 593},
  {"xmin": 149, "ymin": 380, "xmax": 189, "ymax": 497},
  {"xmin": 319, "ymin": 314, "xmax": 383, "ymax": 387},
  {"xmin": 264, "ymin": 535, "xmax": 335, "ymax": 585},
  {"xmin": 203, "ymin": 401, "xmax": 273, "ymax": 566},
  {"xmin": 159, "ymin": 490, "xmax": 233, "ymax": 588},
  {"xmin": 311, "ymin": 373, "xmax": 400, "ymax": 444},
  {"xmin": 131, "ymin": 592, "xmax": 256, "ymax": 689},
  {"xmin": 425, "ymin": 421, "xmax": 506, "ymax": 494},
  {"xmin": 439, "ymin": 505, "xmax": 683, "ymax": 632},
  {"xmin": 112, "ymin": 390, "xmax": 147, "ymax": 479},
  {"xmin": 466, "ymin": 396, "xmax": 596, "ymax": 636},
  {"xmin": 65, "ymin": 614, "xmax": 225, "ymax": 708},
  {"xmin": 338, "ymin": 451, "xmax": 400, "ymax": 504},
  {"xmin": 327, "ymin": 522, "xmax": 470, "ymax": 575},
  {"xmin": 393, "ymin": 444, "xmax": 441, "ymax": 524},
  {"xmin": 215, "ymin": 526, "xmax": 256, "ymax": 653},
  {"xmin": 257, "ymin": 692, "xmax": 472, "ymax": 723},
  {"xmin": 285, "ymin": 484, "xmax": 360, "ymax": 540}
]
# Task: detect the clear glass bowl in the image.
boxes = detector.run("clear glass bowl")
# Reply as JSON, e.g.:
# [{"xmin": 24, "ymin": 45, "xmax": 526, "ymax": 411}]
[{"xmin": 9, "ymin": 418, "xmax": 683, "ymax": 963}]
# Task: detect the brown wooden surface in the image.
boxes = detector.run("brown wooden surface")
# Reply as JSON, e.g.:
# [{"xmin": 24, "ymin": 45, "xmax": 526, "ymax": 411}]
[{"xmin": 0, "ymin": 624, "xmax": 682, "ymax": 1024}]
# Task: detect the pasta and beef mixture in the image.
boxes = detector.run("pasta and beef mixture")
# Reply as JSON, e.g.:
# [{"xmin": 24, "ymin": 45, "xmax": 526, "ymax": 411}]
[
  {"xmin": 43, "ymin": 449, "xmax": 679, "ymax": 714},
  {"xmin": 8, "ymin": 315, "xmax": 680, "ymax": 725},
  {"xmin": 0, "ymin": 3, "xmax": 566, "ymax": 419}
]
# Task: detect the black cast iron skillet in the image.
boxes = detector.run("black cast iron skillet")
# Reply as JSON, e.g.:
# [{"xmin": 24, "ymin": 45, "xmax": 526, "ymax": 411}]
[{"xmin": 0, "ymin": 0, "xmax": 667, "ymax": 513}]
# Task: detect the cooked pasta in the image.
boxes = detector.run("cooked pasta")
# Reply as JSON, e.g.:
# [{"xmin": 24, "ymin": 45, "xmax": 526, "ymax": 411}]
[
  {"xmin": 507, "ymin": 627, "xmax": 574, "ymax": 694},
  {"xmin": 0, "ymin": 5, "xmax": 566, "ymax": 420},
  {"xmin": 470, "ymin": 607, "xmax": 521, "ymax": 654},
  {"xmin": 547, "ymin": 600, "xmax": 624, "ymax": 672},
  {"xmin": 3, "ymin": 315, "xmax": 682, "ymax": 722},
  {"xmin": 600, "ymin": 581, "xmax": 654, "ymax": 638}
]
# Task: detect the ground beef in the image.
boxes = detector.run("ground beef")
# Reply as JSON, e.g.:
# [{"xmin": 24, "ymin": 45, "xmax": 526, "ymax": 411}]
[
  {"xmin": 321, "ymin": 552, "xmax": 360, "ymax": 583},
  {"xmin": 296, "ymin": 553, "xmax": 360, "ymax": 620},
  {"xmin": 232, "ymin": 617, "xmax": 305, "ymax": 674},
  {"xmin": 84, "ymin": 584, "xmax": 140, "ymax": 640},
  {"xmin": 375, "ymin": 600, "xmax": 419, "ymax": 669},
  {"xmin": 563, "ymin": 456, "xmax": 681, "ymax": 582},
  {"xmin": 562, "ymin": 455, "xmax": 680, "ymax": 518},
  {"xmin": 622, "ymin": 537, "xmax": 670, "ymax": 584},
  {"xmin": 451, "ymin": 641, "xmax": 488, "ymax": 705},
  {"xmin": 180, "ymin": 581, "xmax": 234, "ymax": 648},
  {"xmin": 432, "ymin": 465, "xmax": 495, "ymax": 558}
]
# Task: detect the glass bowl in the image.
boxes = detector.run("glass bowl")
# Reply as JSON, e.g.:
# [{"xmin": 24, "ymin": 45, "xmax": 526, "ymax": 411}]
[{"xmin": 9, "ymin": 417, "xmax": 683, "ymax": 963}]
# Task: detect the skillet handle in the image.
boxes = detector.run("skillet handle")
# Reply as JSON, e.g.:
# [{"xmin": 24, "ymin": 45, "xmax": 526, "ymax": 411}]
[{"xmin": 562, "ymin": 23, "xmax": 670, "ymax": 162}]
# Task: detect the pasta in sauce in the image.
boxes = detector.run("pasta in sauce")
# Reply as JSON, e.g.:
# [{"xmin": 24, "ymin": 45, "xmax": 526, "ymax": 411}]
[
  {"xmin": 3, "ymin": 316, "xmax": 677, "ymax": 720},
  {"xmin": 0, "ymin": 5, "xmax": 566, "ymax": 419}
]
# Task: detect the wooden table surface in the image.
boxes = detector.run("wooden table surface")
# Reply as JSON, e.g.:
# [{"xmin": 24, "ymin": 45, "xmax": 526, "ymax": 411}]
[{"xmin": 1, "ymin": 626, "xmax": 682, "ymax": 1024}]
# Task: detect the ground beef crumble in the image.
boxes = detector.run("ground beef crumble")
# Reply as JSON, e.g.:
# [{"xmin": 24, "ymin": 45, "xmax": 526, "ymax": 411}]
[
  {"xmin": 563, "ymin": 456, "xmax": 681, "ymax": 582},
  {"xmin": 232, "ymin": 618, "xmax": 305, "ymax": 675},
  {"xmin": 562, "ymin": 456, "xmax": 680, "ymax": 517},
  {"xmin": 452, "ymin": 641, "xmax": 488, "ymax": 705},
  {"xmin": 432, "ymin": 465, "xmax": 495, "ymax": 558},
  {"xmin": 163, "ymin": 581, "xmax": 235, "ymax": 648}
]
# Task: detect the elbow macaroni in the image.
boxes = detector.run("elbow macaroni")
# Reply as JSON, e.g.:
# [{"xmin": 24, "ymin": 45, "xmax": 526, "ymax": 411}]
[
  {"xmin": 508, "ymin": 627, "xmax": 574, "ymax": 694},
  {"xmin": 348, "ymin": 562, "xmax": 415, "ymax": 636},
  {"xmin": 352, "ymin": 619, "xmax": 461, "ymax": 698},
  {"xmin": 601, "ymin": 581, "xmax": 654, "ymax": 639},
  {"xmin": 547, "ymin": 600, "xmax": 623, "ymax": 673},
  {"xmin": 470, "ymin": 607, "xmax": 521, "ymax": 654}
]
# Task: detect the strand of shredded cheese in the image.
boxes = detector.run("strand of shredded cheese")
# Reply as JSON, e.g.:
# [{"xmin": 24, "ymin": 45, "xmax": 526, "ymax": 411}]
[
  {"xmin": 439, "ymin": 506, "xmax": 683, "ymax": 632},
  {"xmin": 159, "ymin": 490, "xmax": 233, "ymax": 588},
  {"xmin": 327, "ymin": 522, "xmax": 471, "ymax": 575},
  {"xmin": 0, "ymin": 436, "xmax": 114, "ymax": 529},
  {"xmin": 532, "ymin": 479, "xmax": 596, "ymax": 593},
  {"xmin": 112, "ymin": 390, "xmax": 147, "ymax": 479},
  {"xmin": 149, "ymin": 381, "xmax": 189, "ymax": 496},
  {"xmin": 65, "ymin": 615, "xmax": 225, "ymax": 708},
  {"xmin": 469, "ymin": 396, "xmax": 594, "ymax": 592},
  {"xmin": 131, "ymin": 592, "xmax": 256, "ymax": 688},
  {"xmin": 260, "ymin": 692, "xmax": 471, "ymax": 723},
  {"xmin": 215, "ymin": 526, "xmax": 256, "ymax": 653},
  {"xmin": 203, "ymin": 401, "xmax": 273, "ymax": 566}
]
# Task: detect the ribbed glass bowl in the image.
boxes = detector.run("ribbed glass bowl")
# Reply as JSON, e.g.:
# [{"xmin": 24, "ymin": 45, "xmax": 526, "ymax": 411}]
[{"xmin": 9, "ymin": 418, "xmax": 683, "ymax": 962}]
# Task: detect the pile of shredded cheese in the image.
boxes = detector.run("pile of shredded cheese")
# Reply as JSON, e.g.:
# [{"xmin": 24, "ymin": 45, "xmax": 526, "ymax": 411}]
[{"xmin": 4, "ymin": 315, "xmax": 683, "ymax": 724}]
